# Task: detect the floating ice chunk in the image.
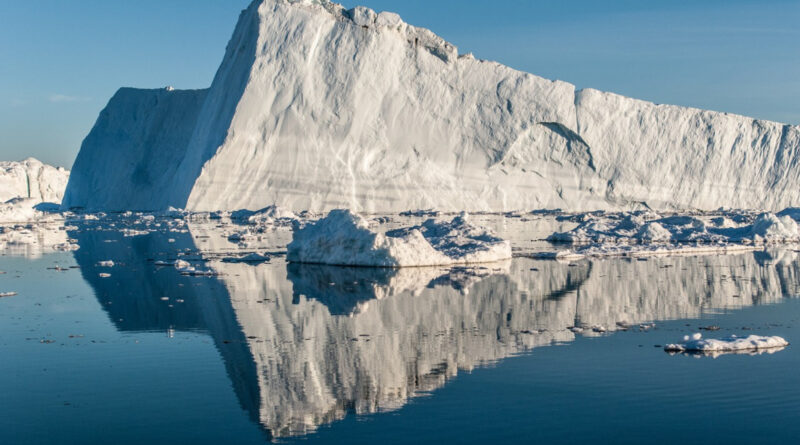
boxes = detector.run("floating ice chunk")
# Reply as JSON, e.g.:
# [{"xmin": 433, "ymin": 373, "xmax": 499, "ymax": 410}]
[
  {"xmin": 122, "ymin": 228, "xmax": 149, "ymax": 237},
  {"xmin": 664, "ymin": 333, "xmax": 788, "ymax": 353},
  {"xmin": 97, "ymin": 260, "xmax": 114, "ymax": 267},
  {"xmin": 287, "ymin": 209, "xmax": 511, "ymax": 267}
]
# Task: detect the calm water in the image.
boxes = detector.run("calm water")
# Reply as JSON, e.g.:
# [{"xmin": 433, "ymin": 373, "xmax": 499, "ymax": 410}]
[{"xmin": 1, "ymin": 216, "xmax": 799, "ymax": 444}]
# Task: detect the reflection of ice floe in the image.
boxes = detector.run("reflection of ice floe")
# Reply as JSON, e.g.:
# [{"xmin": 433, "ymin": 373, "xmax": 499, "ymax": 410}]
[
  {"xmin": 0, "ymin": 218, "xmax": 78, "ymax": 258},
  {"xmin": 665, "ymin": 333, "xmax": 789, "ymax": 357},
  {"xmin": 287, "ymin": 209, "xmax": 511, "ymax": 266},
  {"xmin": 286, "ymin": 261, "xmax": 511, "ymax": 315},
  {"xmin": 546, "ymin": 210, "xmax": 800, "ymax": 259}
]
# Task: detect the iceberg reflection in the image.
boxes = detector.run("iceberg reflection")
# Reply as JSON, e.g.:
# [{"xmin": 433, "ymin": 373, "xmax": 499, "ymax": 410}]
[{"xmin": 71, "ymin": 225, "xmax": 800, "ymax": 439}]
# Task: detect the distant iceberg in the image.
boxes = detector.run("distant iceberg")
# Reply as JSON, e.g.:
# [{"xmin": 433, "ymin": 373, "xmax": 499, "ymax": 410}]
[{"xmin": 0, "ymin": 158, "xmax": 69, "ymax": 204}]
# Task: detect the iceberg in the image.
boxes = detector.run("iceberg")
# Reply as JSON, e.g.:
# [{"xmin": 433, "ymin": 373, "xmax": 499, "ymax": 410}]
[
  {"xmin": 62, "ymin": 0, "xmax": 800, "ymax": 213},
  {"xmin": 286, "ymin": 209, "xmax": 511, "ymax": 267},
  {"xmin": 0, "ymin": 158, "xmax": 69, "ymax": 204}
]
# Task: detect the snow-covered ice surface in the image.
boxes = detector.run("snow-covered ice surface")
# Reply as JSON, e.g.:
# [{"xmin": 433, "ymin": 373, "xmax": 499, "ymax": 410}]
[
  {"xmin": 286, "ymin": 209, "xmax": 511, "ymax": 267},
  {"xmin": 665, "ymin": 333, "xmax": 788, "ymax": 356},
  {"xmin": 62, "ymin": 0, "xmax": 800, "ymax": 213}
]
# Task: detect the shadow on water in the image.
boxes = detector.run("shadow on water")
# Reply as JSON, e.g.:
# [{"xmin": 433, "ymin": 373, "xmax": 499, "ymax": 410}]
[{"xmin": 70, "ymin": 225, "xmax": 800, "ymax": 439}]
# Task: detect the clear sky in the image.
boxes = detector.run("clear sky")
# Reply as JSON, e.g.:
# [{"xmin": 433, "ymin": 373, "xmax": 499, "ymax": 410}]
[{"xmin": 1, "ymin": 0, "xmax": 798, "ymax": 168}]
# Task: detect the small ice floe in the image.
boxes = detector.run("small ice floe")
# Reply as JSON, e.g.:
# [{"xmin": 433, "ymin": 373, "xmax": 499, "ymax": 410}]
[
  {"xmin": 286, "ymin": 209, "xmax": 511, "ymax": 267},
  {"xmin": 96, "ymin": 260, "xmax": 114, "ymax": 267},
  {"xmin": 122, "ymin": 228, "xmax": 149, "ymax": 237},
  {"xmin": 154, "ymin": 259, "xmax": 190, "ymax": 268},
  {"xmin": 165, "ymin": 259, "xmax": 216, "ymax": 276},
  {"xmin": 98, "ymin": 273, "xmax": 111, "ymax": 278},
  {"xmin": 178, "ymin": 267, "xmax": 217, "ymax": 277},
  {"xmin": 664, "ymin": 332, "xmax": 788, "ymax": 356},
  {"xmin": 0, "ymin": 291, "xmax": 17, "ymax": 297}
]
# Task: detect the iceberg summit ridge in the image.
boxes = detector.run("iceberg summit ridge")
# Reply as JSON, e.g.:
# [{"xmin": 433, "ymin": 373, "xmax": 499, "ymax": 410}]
[{"xmin": 64, "ymin": 0, "xmax": 800, "ymax": 213}]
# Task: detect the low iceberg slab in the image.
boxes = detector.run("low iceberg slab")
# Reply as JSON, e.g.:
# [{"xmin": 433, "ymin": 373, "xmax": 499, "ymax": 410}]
[
  {"xmin": 286, "ymin": 209, "xmax": 511, "ymax": 267},
  {"xmin": 544, "ymin": 210, "xmax": 800, "ymax": 259},
  {"xmin": 664, "ymin": 333, "xmax": 788, "ymax": 354}
]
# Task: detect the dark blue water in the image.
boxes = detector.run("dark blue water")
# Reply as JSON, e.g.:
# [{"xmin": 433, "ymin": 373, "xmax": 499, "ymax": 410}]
[{"xmin": 2, "ymin": 227, "xmax": 799, "ymax": 444}]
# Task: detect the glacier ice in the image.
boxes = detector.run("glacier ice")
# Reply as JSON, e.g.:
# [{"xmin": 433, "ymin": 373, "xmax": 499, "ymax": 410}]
[
  {"xmin": 286, "ymin": 209, "xmax": 511, "ymax": 267},
  {"xmin": 61, "ymin": 0, "xmax": 800, "ymax": 213}
]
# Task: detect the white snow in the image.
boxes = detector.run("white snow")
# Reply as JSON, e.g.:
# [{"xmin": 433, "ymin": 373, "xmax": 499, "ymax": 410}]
[
  {"xmin": 286, "ymin": 209, "xmax": 511, "ymax": 267},
  {"xmin": 664, "ymin": 333, "xmax": 788, "ymax": 354},
  {"xmin": 60, "ymin": 0, "xmax": 800, "ymax": 213}
]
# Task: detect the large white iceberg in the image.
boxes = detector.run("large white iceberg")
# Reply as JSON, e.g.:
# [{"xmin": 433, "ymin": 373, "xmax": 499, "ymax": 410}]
[
  {"xmin": 286, "ymin": 209, "xmax": 511, "ymax": 267},
  {"xmin": 62, "ymin": 0, "xmax": 800, "ymax": 213}
]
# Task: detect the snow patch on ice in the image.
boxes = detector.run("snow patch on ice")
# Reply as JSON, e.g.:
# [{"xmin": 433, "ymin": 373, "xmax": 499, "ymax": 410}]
[{"xmin": 286, "ymin": 209, "xmax": 511, "ymax": 267}]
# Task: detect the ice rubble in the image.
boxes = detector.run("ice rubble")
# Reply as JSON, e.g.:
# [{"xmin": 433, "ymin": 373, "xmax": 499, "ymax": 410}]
[
  {"xmin": 544, "ymin": 210, "xmax": 800, "ymax": 259},
  {"xmin": 664, "ymin": 333, "xmax": 788, "ymax": 354},
  {"xmin": 62, "ymin": 0, "xmax": 800, "ymax": 213},
  {"xmin": 286, "ymin": 209, "xmax": 511, "ymax": 267}
]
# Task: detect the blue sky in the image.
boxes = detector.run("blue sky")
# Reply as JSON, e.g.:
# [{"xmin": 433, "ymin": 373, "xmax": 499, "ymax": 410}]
[{"xmin": 1, "ymin": 0, "xmax": 798, "ymax": 168}]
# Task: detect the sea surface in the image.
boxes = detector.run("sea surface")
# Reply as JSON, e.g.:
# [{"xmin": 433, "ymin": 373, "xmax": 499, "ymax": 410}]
[{"xmin": 1, "ymin": 214, "xmax": 799, "ymax": 444}]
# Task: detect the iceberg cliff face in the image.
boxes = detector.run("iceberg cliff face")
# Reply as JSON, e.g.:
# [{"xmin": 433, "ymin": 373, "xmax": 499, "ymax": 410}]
[{"xmin": 63, "ymin": 0, "xmax": 800, "ymax": 212}]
